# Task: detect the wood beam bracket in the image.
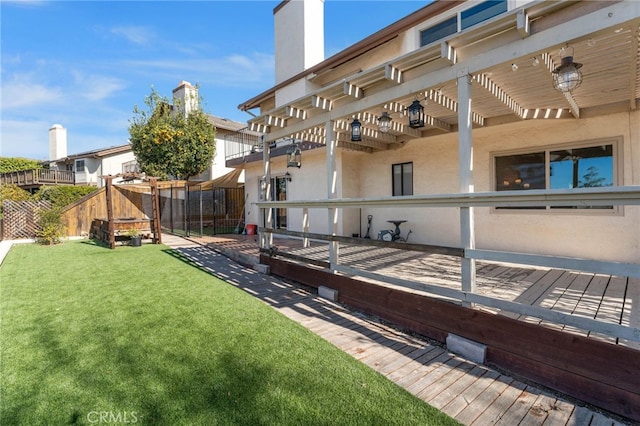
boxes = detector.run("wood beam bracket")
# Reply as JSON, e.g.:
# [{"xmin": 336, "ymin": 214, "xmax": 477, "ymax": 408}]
[
  {"xmin": 311, "ymin": 95, "xmax": 333, "ymax": 111},
  {"xmin": 343, "ymin": 81, "xmax": 364, "ymax": 99},
  {"xmin": 286, "ymin": 106, "xmax": 307, "ymax": 120},
  {"xmin": 384, "ymin": 64, "xmax": 403, "ymax": 84},
  {"xmin": 265, "ymin": 115, "xmax": 287, "ymax": 128},
  {"xmin": 517, "ymin": 10, "xmax": 530, "ymax": 38},
  {"xmin": 441, "ymin": 41, "xmax": 457, "ymax": 64}
]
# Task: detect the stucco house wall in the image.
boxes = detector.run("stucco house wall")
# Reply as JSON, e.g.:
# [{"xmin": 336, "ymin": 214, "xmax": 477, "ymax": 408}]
[{"xmin": 245, "ymin": 108, "xmax": 639, "ymax": 263}]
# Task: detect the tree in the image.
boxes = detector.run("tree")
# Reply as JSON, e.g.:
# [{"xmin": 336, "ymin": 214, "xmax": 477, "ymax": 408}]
[
  {"xmin": 579, "ymin": 165, "xmax": 611, "ymax": 188},
  {"xmin": 128, "ymin": 87, "xmax": 216, "ymax": 180}
]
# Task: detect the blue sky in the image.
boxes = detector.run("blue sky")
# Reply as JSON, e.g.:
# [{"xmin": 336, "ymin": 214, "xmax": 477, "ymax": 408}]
[{"xmin": 1, "ymin": 0, "xmax": 428, "ymax": 160}]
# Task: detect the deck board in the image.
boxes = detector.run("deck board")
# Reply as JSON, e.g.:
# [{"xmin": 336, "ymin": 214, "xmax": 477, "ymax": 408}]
[
  {"xmin": 494, "ymin": 385, "xmax": 542, "ymax": 426},
  {"xmin": 471, "ymin": 379, "xmax": 527, "ymax": 425},
  {"xmin": 589, "ymin": 275, "xmax": 627, "ymax": 343},
  {"xmin": 619, "ymin": 277, "xmax": 640, "ymax": 349},
  {"xmin": 455, "ymin": 374, "xmax": 514, "ymax": 425}
]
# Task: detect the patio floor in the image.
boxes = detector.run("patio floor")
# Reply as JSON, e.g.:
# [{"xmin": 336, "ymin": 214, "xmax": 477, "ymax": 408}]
[{"xmin": 188, "ymin": 233, "xmax": 639, "ymax": 350}]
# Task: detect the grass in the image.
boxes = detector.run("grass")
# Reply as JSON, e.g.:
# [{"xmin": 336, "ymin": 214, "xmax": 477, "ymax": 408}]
[{"xmin": 0, "ymin": 240, "xmax": 460, "ymax": 426}]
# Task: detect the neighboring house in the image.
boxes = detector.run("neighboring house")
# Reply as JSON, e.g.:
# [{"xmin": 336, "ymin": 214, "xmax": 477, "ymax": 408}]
[
  {"xmin": 43, "ymin": 81, "xmax": 247, "ymax": 188},
  {"xmin": 49, "ymin": 141, "xmax": 137, "ymax": 188},
  {"xmin": 231, "ymin": 0, "xmax": 640, "ymax": 265}
]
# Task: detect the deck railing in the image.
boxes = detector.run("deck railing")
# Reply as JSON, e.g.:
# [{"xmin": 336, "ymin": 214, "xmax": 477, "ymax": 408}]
[
  {"xmin": 256, "ymin": 186, "xmax": 640, "ymax": 343},
  {"xmin": 0, "ymin": 169, "xmax": 75, "ymax": 186}
]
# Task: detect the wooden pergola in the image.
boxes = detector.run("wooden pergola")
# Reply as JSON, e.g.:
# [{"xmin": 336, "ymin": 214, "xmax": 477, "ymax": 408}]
[{"xmin": 100, "ymin": 174, "xmax": 162, "ymax": 249}]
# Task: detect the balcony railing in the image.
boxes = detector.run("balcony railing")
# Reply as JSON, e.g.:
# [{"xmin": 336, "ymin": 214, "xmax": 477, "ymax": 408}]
[{"xmin": 0, "ymin": 169, "xmax": 75, "ymax": 187}]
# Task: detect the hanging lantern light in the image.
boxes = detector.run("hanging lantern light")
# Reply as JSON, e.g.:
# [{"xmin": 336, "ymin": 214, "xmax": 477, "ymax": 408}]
[
  {"xmin": 407, "ymin": 99, "xmax": 425, "ymax": 129},
  {"xmin": 552, "ymin": 48, "xmax": 583, "ymax": 93},
  {"xmin": 377, "ymin": 111, "xmax": 392, "ymax": 133},
  {"xmin": 286, "ymin": 144, "xmax": 302, "ymax": 168},
  {"xmin": 350, "ymin": 118, "xmax": 362, "ymax": 141}
]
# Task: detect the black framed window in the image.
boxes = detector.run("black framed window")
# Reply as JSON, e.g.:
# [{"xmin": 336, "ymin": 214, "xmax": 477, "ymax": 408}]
[
  {"xmin": 494, "ymin": 140, "xmax": 616, "ymax": 210},
  {"xmin": 420, "ymin": 16, "xmax": 457, "ymax": 47},
  {"xmin": 392, "ymin": 162, "xmax": 413, "ymax": 196},
  {"xmin": 461, "ymin": 0, "xmax": 507, "ymax": 30}
]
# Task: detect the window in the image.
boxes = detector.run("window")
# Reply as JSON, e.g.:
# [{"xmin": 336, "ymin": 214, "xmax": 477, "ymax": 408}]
[
  {"xmin": 494, "ymin": 138, "xmax": 618, "ymax": 210},
  {"xmin": 122, "ymin": 160, "xmax": 140, "ymax": 174},
  {"xmin": 461, "ymin": 0, "xmax": 507, "ymax": 30},
  {"xmin": 393, "ymin": 162, "xmax": 413, "ymax": 196},
  {"xmin": 419, "ymin": 1, "xmax": 508, "ymax": 47},
  {"xmin": 75, "ymin": 160, "xmax": 85, "ymax": 173},
  {"xmin": 420, "ymin": 16, "xmax": 457, "ymax": 47}
]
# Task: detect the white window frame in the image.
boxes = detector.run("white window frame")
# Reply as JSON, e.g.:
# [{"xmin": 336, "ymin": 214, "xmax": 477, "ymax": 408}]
[{"xmin": 491, "ymin": 136, "xmax": 623, "ymax": 215}]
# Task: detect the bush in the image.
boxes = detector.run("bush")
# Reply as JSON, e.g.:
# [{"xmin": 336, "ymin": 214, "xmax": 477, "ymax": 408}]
[
  {"xmin": 36, "ymin": 207, "xmax": 66, "ymax": 245},
  {"xmin": 0, "ymin": 157, "xmax": 42, "ymax": 173},
  {"xmin": 0, "ymin": 184, "xmax": 32, "ymax": 220},
  {"xmin": 34, "ymin": 186, "xmax": 98, "ymax": 209}
]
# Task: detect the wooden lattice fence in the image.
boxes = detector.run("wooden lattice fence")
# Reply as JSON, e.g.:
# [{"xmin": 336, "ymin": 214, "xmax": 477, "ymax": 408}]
[{"xmin": 1, "ymin": 200, "xmax": 51, "ymax": 240}]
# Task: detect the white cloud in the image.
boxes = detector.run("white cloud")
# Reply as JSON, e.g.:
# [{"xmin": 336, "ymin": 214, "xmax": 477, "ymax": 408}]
[
  {"xmin": 122, "ymin": 51, "xmax": 274, "ymax": 88},
  {"xmin": 110, "ymin": 26, "xmax": 154, "ymax": 45},
  {"xmin": 0, "ymin": 74, "xmax": 63, "ymax": 110},
  {"xmin": 71, "ymin": 71, "xmax": 126, "ymax": 101}
]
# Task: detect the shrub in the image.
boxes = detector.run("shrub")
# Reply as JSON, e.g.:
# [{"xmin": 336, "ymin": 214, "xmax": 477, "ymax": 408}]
[
  {"xmin": 35, "ymin": 207, "xmax": 66, "ymax": 245},
  {"xmin": 34, "ymin": 186, "xmax": 98, "ymax": 209},
  {"xmin": 0, "ymin": 184, "xmax": 32, "ymax": 220},
  {"xmin": 0, "ymin": 157, "xmax": 42, "ymax": 173}
]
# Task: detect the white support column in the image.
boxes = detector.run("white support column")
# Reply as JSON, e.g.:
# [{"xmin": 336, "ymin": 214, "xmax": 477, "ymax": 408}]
[
  {"xmin": 262, "ymin": 136, "xmax": 272, "ymax": 250},
  {"xmin": 326, "ymin": 120, "xmax": 339, "ymax": 269},
  {"xmin": 457, "ymin": 71, "xmax": 476, "ymax": 298},
  {"xmin": 302, "ymin": 208, "xmax": 310, "ymax": 248}
]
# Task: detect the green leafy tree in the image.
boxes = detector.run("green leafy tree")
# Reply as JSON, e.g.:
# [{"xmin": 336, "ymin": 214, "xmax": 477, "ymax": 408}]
[
  {"xmin": 128, "ymin": 87, "xmax": 216, "ymax": 180},
  {"xmin": 0, "ymin": 157, "xmax": 42, "ymax": 173}
]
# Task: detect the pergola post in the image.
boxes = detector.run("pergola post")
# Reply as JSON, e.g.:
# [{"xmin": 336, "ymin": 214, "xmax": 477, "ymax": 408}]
[
  {"xmin": 261, "ymin": 136, "xmax": 272, "ymax": 250},
  {"xmin": 302, "ymin": 208, "xmax": 309, "ymax": 248},
  {"xmin": 105, "ymin": 175, "xmax": 115, "ymax": 249},
  {"xmin": 457, "ymin": 71, "xmax": 477, "ymax": 299},
  {"xmin": 326, "ymin": 120, "xmax": 338, "ymax": 269}
]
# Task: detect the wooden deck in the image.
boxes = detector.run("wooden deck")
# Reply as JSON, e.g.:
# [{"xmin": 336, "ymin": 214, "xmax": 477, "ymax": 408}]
[
  {"xmin": 162, "ymin": 234, "xmax": 631, "ymax": 425},
  {"xmin": 0, "ymin": 168, "xmax": 75, "ymax": 189}
]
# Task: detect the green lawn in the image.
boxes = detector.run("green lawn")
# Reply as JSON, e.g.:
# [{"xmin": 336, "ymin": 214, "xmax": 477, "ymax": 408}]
[{"xmin": 0, "ymin": 240, "xmax": 460, "ymax": 425}]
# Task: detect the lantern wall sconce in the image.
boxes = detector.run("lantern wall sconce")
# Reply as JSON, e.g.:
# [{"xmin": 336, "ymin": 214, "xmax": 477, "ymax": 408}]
[
  {"xmin": 350, "ymin": 118, "xmax": 362, "ymax": 141},
  {"xmin": 552, "ymin": 47, "xmax": 583, "ymax": 93},
  {"xmin": 407, "ymin": 99, "xmax": 425, "ymax": 129},
  {"xmin": 286, "ymin": 143, "xmax": 302, "ymax": 168},
  {"xmin": 284, "ymin": 171, "xmax": 292, "ymax": 182},
  {"xmin": 377, "ymin": 111, "xmax": 392, "ymax": 133}
]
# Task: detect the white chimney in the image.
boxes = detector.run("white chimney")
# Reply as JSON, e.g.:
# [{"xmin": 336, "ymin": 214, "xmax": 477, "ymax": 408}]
[
  {"xmin": 274, "ymin": 0, "xmax": 324, "ymax": 85},
  {"xmin": 49, "ymin": 124, "xmax": 67, "ymax": 161},
  {"xmin": 172, "ymin": 80, "xmax": 198, "ymax": 116}
]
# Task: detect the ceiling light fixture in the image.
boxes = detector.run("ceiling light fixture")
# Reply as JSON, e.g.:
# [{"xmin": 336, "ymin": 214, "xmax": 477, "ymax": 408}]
[
  {"xmin": 377, "ymin": 112, "xmax": 392, "ymax": 133},
  {"xmin": 552, "ymin": 46, "xmax": 583, "ymax": 93},
  {"xmin": 350, "ymin": 118, "xmax": 362, "ymax": 142}
]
